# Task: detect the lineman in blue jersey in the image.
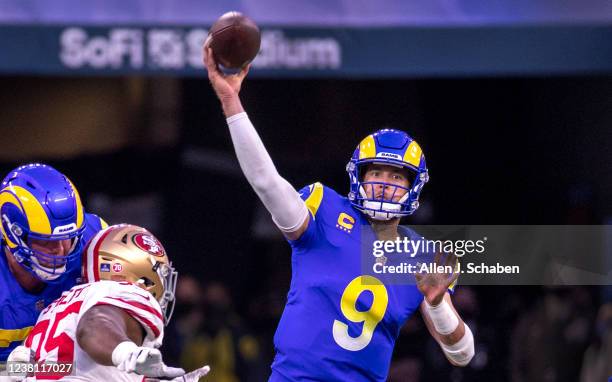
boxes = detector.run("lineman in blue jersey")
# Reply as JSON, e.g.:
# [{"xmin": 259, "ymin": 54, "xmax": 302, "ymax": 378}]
[
  {"xmin": 0, "ymin": 163, "xmax": 107, "ymax": 361},
  {"xmin": 205, "ymin": 46, "xmax": 474, "ymax": 381}
]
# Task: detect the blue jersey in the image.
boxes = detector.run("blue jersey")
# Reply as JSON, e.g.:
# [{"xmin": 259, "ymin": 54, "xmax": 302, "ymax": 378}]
[
  {"xmin": 271, "ymin": 183, "xmax": 442, "ymax": 382},
  {"xmin": 0, "ymin": 213, "xmax": 106, "ymax": 361}
]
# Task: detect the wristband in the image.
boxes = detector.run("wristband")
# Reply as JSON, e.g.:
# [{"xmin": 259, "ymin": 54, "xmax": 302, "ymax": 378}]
[{"xmin": 424, "ymin": 299, "xmax": 459, "ymax": 335}]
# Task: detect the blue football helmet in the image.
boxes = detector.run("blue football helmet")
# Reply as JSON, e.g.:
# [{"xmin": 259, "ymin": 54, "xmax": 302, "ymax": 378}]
[
  {"xmin": 347, "ymin": 129, "xmax": 429, "ymax": 220},
  {"xmin": 0, "ymin": 163, "xmax": 86, "ymax": 282}
]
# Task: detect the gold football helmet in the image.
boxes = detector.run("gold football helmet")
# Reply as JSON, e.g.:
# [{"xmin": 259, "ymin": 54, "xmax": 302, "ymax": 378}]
[{"xmin": 82, "ymin": 224, "xmax": 178, "ymax": 324}]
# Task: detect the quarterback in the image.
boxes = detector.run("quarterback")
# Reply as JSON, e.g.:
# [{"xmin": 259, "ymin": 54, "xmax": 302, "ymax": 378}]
[
  {"xmin": 0, "ymin": 164, "xmax": 106, "ymax": 361},
  {"xmin": 205, "ymin": 45, "xmax": 474, "ymax": 381},
  {"xmin": 8, "ymin": 224, "xmax": 210, "ymax": 381}
]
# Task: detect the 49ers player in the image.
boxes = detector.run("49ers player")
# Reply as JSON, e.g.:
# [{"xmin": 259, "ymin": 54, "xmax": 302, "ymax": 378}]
[{"xmin": 7, "ymin": 224, "xmax": 210, "ymax": 381}]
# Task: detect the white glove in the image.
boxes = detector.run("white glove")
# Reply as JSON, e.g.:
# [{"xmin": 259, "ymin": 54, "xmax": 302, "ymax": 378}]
[
  {"xmin": 4, "ymin": 345, "xmax": 33, "ymax": 382},
  {"xmin": 7, "ymin": 345, "xmax": 32, "ymax": 363},
  {"xmin": 143, "ymin": 365, "xmax": 210, "ymax": 382},
  {"xmin": 112, "ymin": 341, "xmax": 185, "ymax": 378}
]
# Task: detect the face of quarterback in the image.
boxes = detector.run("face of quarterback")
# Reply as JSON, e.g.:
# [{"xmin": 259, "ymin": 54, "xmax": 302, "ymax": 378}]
[
  {"xmin": 28, "ymin": 238, "xmax": 72, "ymax": 267},
  {"xmin": 362, "ymin": 164, "xmax": 411, "ymax": 202}
]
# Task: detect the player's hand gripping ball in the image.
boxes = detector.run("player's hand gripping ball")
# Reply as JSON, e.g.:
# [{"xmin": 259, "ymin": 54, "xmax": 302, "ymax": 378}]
[{"xmin": 208, "ymin": 11, "xmax": 261, "ymax": 69}]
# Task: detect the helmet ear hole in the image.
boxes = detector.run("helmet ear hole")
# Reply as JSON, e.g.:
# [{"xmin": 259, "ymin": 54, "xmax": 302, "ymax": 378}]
[
  {"xmin": 138, "ymin": 277, "xmax": 157, "ymax": 297},
  {"xmin": 140, "ymin": 277, "xmax": 155, "ymax": 288},
  {"xmin": 121, "ymin": 234, "xmax": 129, "ymax": 244}
]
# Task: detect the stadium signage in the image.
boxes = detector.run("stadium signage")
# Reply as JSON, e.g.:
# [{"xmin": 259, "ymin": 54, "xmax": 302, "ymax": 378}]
[
  {"xmin": 0, "ymin": 24, "xmax": 611, "ymax": 77},
  {"xmin": 59, "ymin": 27, "xmax": 342, "ymax": 71}
]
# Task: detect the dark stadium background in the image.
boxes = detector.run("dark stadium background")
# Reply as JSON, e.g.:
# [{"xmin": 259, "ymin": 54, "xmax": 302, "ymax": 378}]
[{"xmin": 0, "ymin": 74, "xmax": 609, "ymax": 381}]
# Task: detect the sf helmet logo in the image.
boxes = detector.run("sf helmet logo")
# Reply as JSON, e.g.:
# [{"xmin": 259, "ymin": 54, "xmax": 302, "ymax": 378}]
[{"xmin": 132, "ymin": 233, "xmax": 165, "ymax": 257}]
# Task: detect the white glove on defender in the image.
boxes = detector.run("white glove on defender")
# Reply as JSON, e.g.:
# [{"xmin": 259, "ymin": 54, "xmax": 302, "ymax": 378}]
[
  {"xmin": 112, "ymin": 341, "xmax": 185, "ymax": 378},
  {"xmin": 4, "ymin": 345, "xmax": 32, "ymax": 382},
  {"xmin": 7, "ymin": 345, "xmax": 32, "ymax": 364}
]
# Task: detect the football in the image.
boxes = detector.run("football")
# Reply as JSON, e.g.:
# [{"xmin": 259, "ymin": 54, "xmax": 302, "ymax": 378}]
[{"xmin": 208, "ymin": 11, "xmax": 261, "ymax": 69}]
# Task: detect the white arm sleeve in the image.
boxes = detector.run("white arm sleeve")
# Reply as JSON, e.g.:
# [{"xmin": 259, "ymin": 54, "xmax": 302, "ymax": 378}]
[{"xmin": 227, "ymin": 112, "xmax": 309, "ymax": 232}]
